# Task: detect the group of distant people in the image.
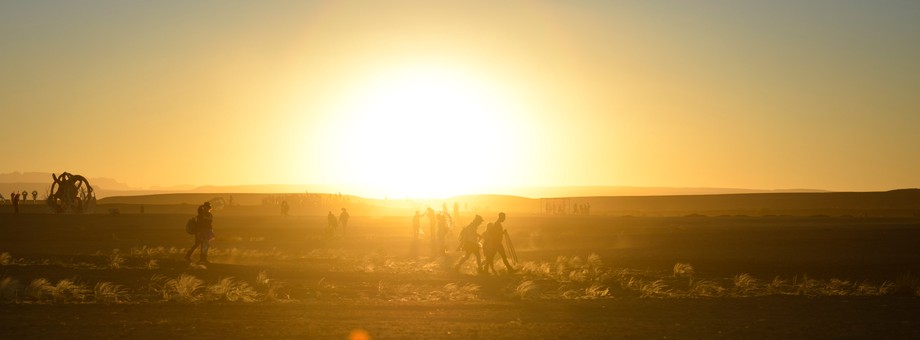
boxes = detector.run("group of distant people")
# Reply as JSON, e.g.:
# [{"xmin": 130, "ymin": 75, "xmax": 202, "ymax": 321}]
[
  {"xmin": 454, "ymin": 212, "xmax": 517, "ymax": 274},
  {"xmin": 544, "ymin": 200, "xmax": 592, "ymax": 215},
  {"xmin": 413, "ymin": 207, "xmax": 454, "ymax": 251},
  {"xmin": 327, "ymin": 208, "xmax": 350, "ymax": 237},
  {"xmin": 5, "ymin": 191, "xmax": 29, "ymax": 214},
  {"xmin": 179, "ymin": 200, "xmax": 517, "ymax": 276}
]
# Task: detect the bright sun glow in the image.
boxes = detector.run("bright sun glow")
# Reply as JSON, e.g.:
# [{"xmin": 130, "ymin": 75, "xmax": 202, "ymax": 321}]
[{"xmin": 315, "ymin": 63, "xmax": 530, "ymax": 198}]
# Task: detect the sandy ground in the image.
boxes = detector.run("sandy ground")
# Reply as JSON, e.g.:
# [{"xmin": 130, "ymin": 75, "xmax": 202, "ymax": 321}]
[
  {"xmin": 2, "ymin": 297, "xmax": 920, "ymax": 339},
  {"xmin": 2, "ymin": 212, "xmax": 920, "ymax": 338}
]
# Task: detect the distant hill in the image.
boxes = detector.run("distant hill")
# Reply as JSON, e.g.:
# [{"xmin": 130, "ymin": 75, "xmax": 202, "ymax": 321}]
[
  {"xmin": 0, "ymin": 172, "xmax": 834, "ymax": 199},
  {"xmin": 0, "ymin": 172, "xmax": 134, "ymax": 191},
  {"xmin": 499, "ymin": 186, "xmax": 827, "ymax": 198},
  {"xmin": 91, "ymin": 189, "xmax": 920, "ymax": 217}
]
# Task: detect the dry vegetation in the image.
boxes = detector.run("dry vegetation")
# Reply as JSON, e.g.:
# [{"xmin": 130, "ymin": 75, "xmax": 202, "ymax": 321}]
[
  {"xmin": 2, "ymin": 211, "xmax": 920, "ymax": 338},
  {"xmin": 0, "ymin": 248, "xmax": 914, "ymax": 305}
]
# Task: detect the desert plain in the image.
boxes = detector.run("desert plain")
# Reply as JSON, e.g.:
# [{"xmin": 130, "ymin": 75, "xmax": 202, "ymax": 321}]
[{"xmin": 2, "ymin": 191, "xmax": 920, "ymax": 339}]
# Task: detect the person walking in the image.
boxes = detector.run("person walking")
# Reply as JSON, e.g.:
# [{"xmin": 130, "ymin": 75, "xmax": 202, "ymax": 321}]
[
  {"xmin": 326, "ymin": 211, "xmax": 338, "ymax": 238},
  {"xmin": 412, "ymin": 210, "xmax": 423, "ymax": 239},
  {"xmin": 338, "ymin": 208, "xmax": 350, "ymax": 236},
  {"xmin": 280, "ymin": 200, "xmax": 289, "ymax": 217},
  {"xmin": 185, "ymin": 202, "xmax": 215, "ymax": 264},
  {"xmin": 483, "ymin": 212, "xmax": 516, "ymax": 274},
  {"xmin": 424, "ymin": 207, "xmax": 436, "ymax": 242},
  {"xmin": 12, "ymin": 192, "xmax": 21, "ymax": 214},
  {"xmin": 436, "ymin": 210, "xmax": 454, "ymax": 254},
  {"xmin": 454, "ymin": 215, "xmax": 485, "ymax": 273}
]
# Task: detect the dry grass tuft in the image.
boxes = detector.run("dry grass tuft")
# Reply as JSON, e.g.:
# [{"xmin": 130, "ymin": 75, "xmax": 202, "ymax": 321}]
[
  {"xmin": 256, "ymin": 271, "xmax": 288, "ymax": 301},
  {"xmin": 673, "ymin": 263, "xmax": 695, "ymax": 277},
  {"xmin": 733, "ymin": 273, "xmax": 759, "ymax": 295},
  {"xmin": 587, "ymin": 253, "xmax": 603, "ymax": 268},
  {"xmin": 639, "ymin": 280, "xmax": 670, "ymax": 298},
  {"xmin": 441, "ymin": 283, "xmax": 481, "ymax": 301},
  {"xmin": 108, "ymin": 252, "xmax": 126, "ymax": 269},
  {"xmin": 27, "ymin": 278, "xmax": 53, "ymax": 302},
  {"xmin": 793, "ymin": 275, "xmax": 820, "ymax": 296},
  {"xmin": 208, "ymin": 277, "xmax": 259, "ymax": 302},
  {"xmin": 94, "ymin": 282, "xmax": 128, "ymax": 303},
  {"xmin": 49, "ymin": 279, "xmax": 89, "ymax": 303},
  {"xmin": 584, "ymin": 283, "xmax": 610, "ymax": 299},
  {"xmin": 150, "ymin": 274, "xmax": 205, "ymax": 302},
  {"xmin": 170, "ymin": 274, "xmax": 205, "ymax": 301},
  {"xmin": 767, "ymin": 276, "xmax": 787, "ymax": 295},
  {"xmin": 513, "ymin": 280, "xmax": 539, "ymax": 300},
  {"xmin": 688, "ymin": 278, "xmax": 725, "ymax": 297}
]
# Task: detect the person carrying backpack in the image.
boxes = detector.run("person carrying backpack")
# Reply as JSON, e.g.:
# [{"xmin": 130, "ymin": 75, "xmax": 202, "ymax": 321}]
[
  {"xmin": 483, "ymin": 212, "xmax": 516, "ymax": 274},
  {"xmin": 184, "ymin": 202, "xmax": 215, "ymax": 264},
  {"xmin": 454, "ymin": 215, "xmax": 485, "ymax": 273}
]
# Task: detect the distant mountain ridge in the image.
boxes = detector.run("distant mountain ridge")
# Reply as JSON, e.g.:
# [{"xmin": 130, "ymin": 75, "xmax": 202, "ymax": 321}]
[
  {"xmin": 0, "ymin": 171, "xmax": 861, "ymax": 199},
  {"xmin": 496, "ymin": 186, "xmax": 828, "ymax": 198},
  {"xmin": 0, "ymin": 171, "xmax": 133, "ymax": 191}
]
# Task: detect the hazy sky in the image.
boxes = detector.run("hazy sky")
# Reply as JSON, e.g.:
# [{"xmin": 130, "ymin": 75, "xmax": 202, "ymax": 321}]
[{"xmin": 2, "ymin": 1, "xmax": 918, "ymax": 197}]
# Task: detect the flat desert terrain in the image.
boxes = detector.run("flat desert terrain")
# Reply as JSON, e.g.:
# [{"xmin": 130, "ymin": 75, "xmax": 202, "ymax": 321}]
[{"xmin": 2, "ymin": 203, "xmax": 920, "ymax": 339}]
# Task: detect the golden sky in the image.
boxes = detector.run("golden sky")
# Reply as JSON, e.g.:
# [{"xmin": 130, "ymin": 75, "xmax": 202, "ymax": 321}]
[{"xmin": 2, "ymin": 1, "xmax": 918, "ymax": 197}]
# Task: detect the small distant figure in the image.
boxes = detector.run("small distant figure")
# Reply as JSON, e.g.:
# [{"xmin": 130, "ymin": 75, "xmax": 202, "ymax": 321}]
[
  {"xmin": 11, "ymin": 192, "xmax": 20, "ymax": 214},
  {"xmin": 454, "ymin": 215, "xmax": 485, "ymax": 273},
  {"xmin": 185, "ymin": 202, "xmax": 215, "ymax": 264},
  {"xmin": 326, "ymin": 211, "xmax": 338, "ymax": 238},
  {"xmin": 424, "ymin": 207, "xmax": 437, "ymax": 242},
  {"xmin": 281, "ymin": 200, "xmax": 290, "ymax": 217},
  {"xmin": 412, "ymin": 210, "xmax": 423, "ymax": 239},
  {"xmin": 339, "ymin": 208, "xmax": 350, "ymax": 236},
  {"xmin": 436, "ymin": 210, "xmax": 453, "ymax": 254},
  {"xmin": 483, "ymin": 212, "xmax": 516, "ymax": 274}
]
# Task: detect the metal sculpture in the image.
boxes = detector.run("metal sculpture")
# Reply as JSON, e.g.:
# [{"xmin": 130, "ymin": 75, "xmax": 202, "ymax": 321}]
[
  {"xmin": 46, "ymin": 172, "xmax": 96, "ymax": 213},
  {"xmin": 207, "ymin": 197, "xmax": 226, "ymax": 211}
]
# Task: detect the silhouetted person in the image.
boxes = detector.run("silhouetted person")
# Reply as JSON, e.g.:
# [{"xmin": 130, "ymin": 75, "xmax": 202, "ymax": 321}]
[
  {"xmin": 454, "ymin": 215, "xmax": 484, "ymax": 273},
  {"xmin": 483, "ymin": 212, "xmax": 516, "ymax": 274},
  {"xmin": 11, "ymin": 192, "xmax": 20, "ymax": 214},
  {"xmin": 281, "ymin": 200, "xmax": 290, "ymax": 217},
  {"xmin": 412, "ymin": 210, "xmax": 423, "ymax": 239},
  {"xmin": 436, "ymin": 210, "xmax": 454, "ymax": 253},
  {"xmin": 327, "ymin": 211, "xmax": 338, "ymax": 238},
  {"xmin": 339, "ymin": 208, "xmax": 350, "ymax": 236},
  {"xmin": 424, "ymin": 207, "xmax": 436, "ymax": 242},
  {"xmin": 185, "ymin": 202, "xmax": 214, "ymax": 264}
]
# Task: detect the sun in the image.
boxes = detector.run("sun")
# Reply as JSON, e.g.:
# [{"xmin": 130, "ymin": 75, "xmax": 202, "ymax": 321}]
[{"xmin": 314, "ymin": 63, "xmax": 531, "ymax": 198}]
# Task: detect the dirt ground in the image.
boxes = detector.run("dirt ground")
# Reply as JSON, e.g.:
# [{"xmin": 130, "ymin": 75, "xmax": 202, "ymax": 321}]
[{"xmin": 2, "ymin": 211, "xmax": 920, "ymax": 339}]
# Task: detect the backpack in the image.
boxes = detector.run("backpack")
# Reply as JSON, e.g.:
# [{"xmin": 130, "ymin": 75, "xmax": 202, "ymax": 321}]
[{"xmin": 185, "ymin": 217, "xmax": 199, "ymax": 235}]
